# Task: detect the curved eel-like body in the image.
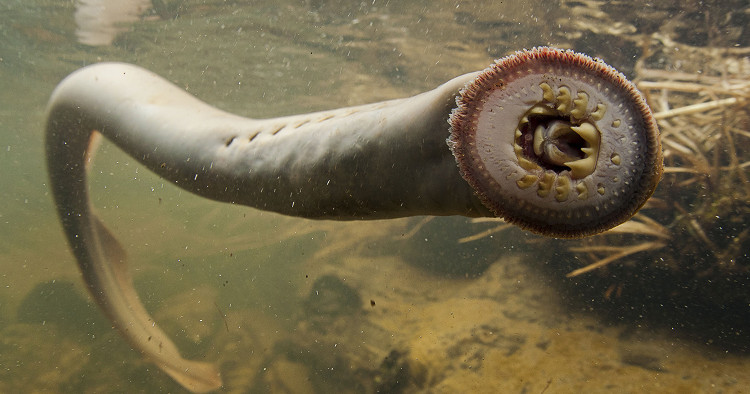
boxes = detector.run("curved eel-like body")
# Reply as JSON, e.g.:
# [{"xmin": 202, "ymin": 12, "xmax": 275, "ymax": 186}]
[{"xmin": 45, "ymin": 48, "xmax": 661, "ymax": 392}]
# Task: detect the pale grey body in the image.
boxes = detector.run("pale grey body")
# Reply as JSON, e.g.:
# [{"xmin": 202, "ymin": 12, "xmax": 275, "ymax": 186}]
[{"xmin": 45, "ymin": 63, "xmax": 491, "ymax": 392}]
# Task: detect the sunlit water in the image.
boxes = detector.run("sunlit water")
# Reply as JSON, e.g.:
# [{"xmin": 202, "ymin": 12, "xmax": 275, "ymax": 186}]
[{"xmin": 1, "ymin": 0, "xmax": 749, "ymax": 392}]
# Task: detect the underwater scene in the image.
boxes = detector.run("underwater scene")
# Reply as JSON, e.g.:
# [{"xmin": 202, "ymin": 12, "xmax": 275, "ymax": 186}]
[{"xmin": 1, "ymin": 0, "xmax": 749, "ymax": 392}]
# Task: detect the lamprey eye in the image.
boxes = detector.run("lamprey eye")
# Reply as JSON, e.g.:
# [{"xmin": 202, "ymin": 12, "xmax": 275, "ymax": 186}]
[{"xmin": 449, "ymin": 47, "xmax": 662, "ymax": 238}]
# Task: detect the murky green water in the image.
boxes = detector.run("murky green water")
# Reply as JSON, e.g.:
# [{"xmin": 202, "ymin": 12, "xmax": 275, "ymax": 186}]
[{"xmin": 2, "ymin": 0, "xmax": 749, "ymax": 392}]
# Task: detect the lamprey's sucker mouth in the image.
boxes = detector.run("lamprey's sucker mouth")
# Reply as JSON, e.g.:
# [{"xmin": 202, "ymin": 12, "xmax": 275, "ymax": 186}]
[
  {"xmin": 45, "ymin": 47, "xmax": 661, "ymax": 392},
  {"xmin": 449, "ymin": 47, "xmax": 662, "ymax": 238}
]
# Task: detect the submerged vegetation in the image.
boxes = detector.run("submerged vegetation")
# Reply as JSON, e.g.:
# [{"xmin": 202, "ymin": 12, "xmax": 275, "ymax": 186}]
[
  {"xmin": 563, "ymin": 36, "xmax": 750, "ymax": 331},
  {"xmin": 572, "ymin": 38, "xmax": 750, "ymax": 282},
  {"xmin": 460, "ymin": 0, "xmax": 750, "ymax": 346},
  {"xmin": 546, "ymin": 1, "xmax": 750, "ymax": 347}
]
